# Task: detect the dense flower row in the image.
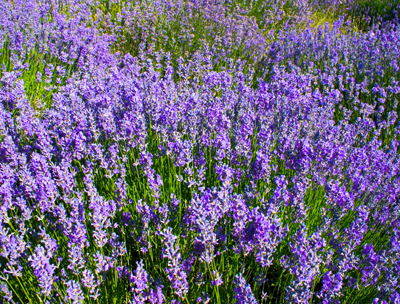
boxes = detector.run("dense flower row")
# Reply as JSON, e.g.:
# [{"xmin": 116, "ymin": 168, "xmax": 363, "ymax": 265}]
[{"xmin": 0, "ymin": 0, "xmax": 400, "ymax": 303}]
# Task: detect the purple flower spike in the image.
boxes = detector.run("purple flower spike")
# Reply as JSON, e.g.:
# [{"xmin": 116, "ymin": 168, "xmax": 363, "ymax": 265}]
[
  {"xmin": 65, "ymin": 280, "xmax": 84, "ymax": 304},
  {"xmin": 161, "ymin": 227, "xmax": 189, "ymax": 299},
  {"xmin": 233, "ymin": 273, "xmax": 258, "ymax": 304},
  {"xmin": 211, "ymin": 270, "xmax": 223, "ymax": 287},
  {"xmin": 28, "ymin": 245, "xmax": 57, "ymax": 296}
]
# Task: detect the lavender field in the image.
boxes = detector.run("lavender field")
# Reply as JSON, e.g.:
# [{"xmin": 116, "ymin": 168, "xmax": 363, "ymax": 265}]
[{"xmin": 0, "ymin": 0, "xmax": 400, "ymax": 303}]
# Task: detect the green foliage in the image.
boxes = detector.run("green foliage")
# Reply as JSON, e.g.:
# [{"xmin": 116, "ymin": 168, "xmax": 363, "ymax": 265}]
[
  {"xmin": 349, "ymin": 0, "xmax": 400, "ymax": 31},
  {"xmin": 0, "ymin": 37, "xmax": 76, "ymax": 110}
]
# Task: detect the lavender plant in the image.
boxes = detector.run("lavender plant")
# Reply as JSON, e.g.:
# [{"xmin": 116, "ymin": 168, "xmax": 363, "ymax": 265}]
[{"xmin": 0, "ymin": 0, "xmax": 400, "ymax": 303}]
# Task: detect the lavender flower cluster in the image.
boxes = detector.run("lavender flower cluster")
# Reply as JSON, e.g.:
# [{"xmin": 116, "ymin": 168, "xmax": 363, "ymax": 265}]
[{"xmin": 0, "ymin": 0, "xmax": 400, "ymax": 303}]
